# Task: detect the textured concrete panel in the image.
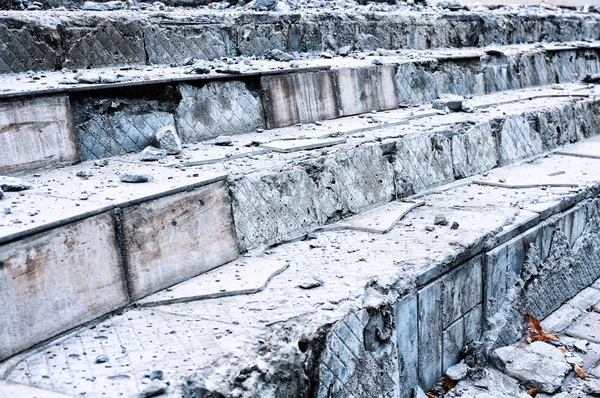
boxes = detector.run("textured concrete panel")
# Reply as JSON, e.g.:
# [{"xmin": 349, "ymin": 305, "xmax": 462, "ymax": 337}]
[
  {"xmin": 442, "ymin": 255, "xmax": 483, "ymax": 328},
  {"xmin": 120, "ymin": 181, "xmax": 238, "ymax": 300},
  {"xmin": 451, "ymin": 122, "xmax": 498, "ymax": 179},
  {"xmin": 336, "ymin": 65, "xmax": 398, "ymax": 116},
  {"xmin": 176, "ymin": 81, "xmax": 265, "ymax": 143},
  {"xmin": 0, "ymin": 212, "xmax": 127, "ymax": 361},
  {"xmin": 498, "ymin": 115, "xmax": 544, "ymax": 165},
  {"xmin": 442, "ymin": 318, "xmax": 464, "ymax": 372},
  {"xmin": 395, "ymin": 294, "xmax": 418, "ymax": 398},
  {"xmin": 393, "ymin": 132, "xmax": 454, "ymax": 196},
  {"xmin": 418, "ymin": 281, "xmax": 442, "ymax": 391},
  {"xmin": 261, "ymin": 71, "xmax": 340, "ymax": 129},
  {"xmin": 76, "ymin": 111, "xmax": 174, "ymax": 160},
  {"xmin": 0, "ymin": 95, "xmax": 78, "ymax": 174}
]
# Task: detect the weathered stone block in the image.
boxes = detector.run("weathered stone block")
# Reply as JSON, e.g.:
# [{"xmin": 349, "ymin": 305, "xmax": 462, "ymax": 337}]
[
  {"xmin": 0, "ymin": 96, "xmax": 78, "ymax": 174},
  {"xmin": 395, "ymin": 61, "xmax": 439, "ymax": 105},
  {"xmin": 393, "ymin": 131, "xmax": 454, "ymax": 196},
  {"xmin": 0, "ymin": 212, "xmax": 127, "ymax": 361},
  {"xmin": 120, "ymin": 181, "xmax": 238, "ymax": 300},
  {"xmin": 442, "ymin": 318, "xmax": 464, "ymax": 372},
  {"xmin": 176, "ymin": 80, "xmax": 265, "ymax": 143},
  {"xmin": 497, "ymin": 115, "xmax": 544, "ymax": 165},
  {"xmin": 395, "ymin": 293, "xmax": 418, "ymax": 398},
  {"xmin": 261, "ymin": 71, "xmax": 340, "ymax": 129},
  {"xmin": 418, "ymin": 280, "xmax": 442, "ymax": 391},
  {"xmin": 451, "ymin": 122, "xmax": 498, "ymax": 179},
  {"xmin": 335, "ymin": 65, "xmax": 398, "ymax": 116},
  {"xmin": 442, "ymin": 255, "xmax": 483, "ymax": 328}
]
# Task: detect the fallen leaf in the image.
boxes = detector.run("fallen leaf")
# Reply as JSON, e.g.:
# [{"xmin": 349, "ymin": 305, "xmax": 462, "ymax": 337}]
[
  {"xmin": 426, "ymin": 393, "xmax": 436, "ymax": 398},
  {"xmin": 559, "ymin": 347, "xmax": 568, "ymax": 354},
  {"xmin": 525, "ymin": 314, "xmax": 559, "ymax": 342},
  {"xmin": 519, "ymin": 342, "xmax": 528, "ymax": 348},
  {"xmin": 443, "ymin": 375, "xmax": 457, "ymax": 390},
  {"xmin": 528, "ymin": 387, "xmax": 539, "ymax": 397},
  {"xmin": 588, "ymin": 305, "xmax": 595, "ymax": 312},
  {"xmin": 525, "ymin": 336, "xmax": 532, "ymax": 344},
  {"xmin": 573, "ymin": 363, "xmax": 587, "ymax": 379}
]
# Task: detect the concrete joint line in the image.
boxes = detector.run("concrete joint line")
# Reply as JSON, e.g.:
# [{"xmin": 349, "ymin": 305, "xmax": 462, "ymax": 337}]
[
  {"xmin": 473, "ymin": 181, "xmax": 580, "ymax": 189},
  {"xmin": 112, "ymin": 208, "xmax": 133, "ymax": 301}
]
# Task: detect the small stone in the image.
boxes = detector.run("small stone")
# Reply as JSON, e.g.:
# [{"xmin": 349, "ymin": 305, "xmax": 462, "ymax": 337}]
[
  {"xmin": 434, "ymin": 215, "xmax": 449, "ymax": 226},
  {"xmin": 372, "ymin": 58, "xmax": 383, "ymax": 65},
  {"xmin": 269, "ymin": 49, "xmax": 294, "ymax": 62},
  {"xmin": 3, "ymin": 207, "xmax": 10, "ymax": 215},
  {"xmin": 76, "ymin": 73, "xmax": 101, "ymax": 84},
  {"xmin": 298, "ymin": 276, "xmax": 323, "ymax": 289},
  {"xmin": 190, "ymin": 62, "xmax": 211, "ymax": 74},
  {"xmin": 461, "ymin": 100, "xmax": 475, "ymax": 113},
  {"xmin": 432, "ymin": 94, "xmax": 463, "ymax": 111},
  {"xmin": 0, "ymin": 176, "xmax": 31, "ymax": 192},
  {"xmin": 82, "ymin": 0, "xmax": 125, "ymax": 10},
  {"xmin": 451, "ymin": 221, "xmax": 459, "ymax": 229},
  {"xmin": 445, "ymin": 362, "xmax": 469, "ymax": 381},
  {"xmin": 338, "ymin": 46, "xmax": 351, "ymax": 56},
  {"xmin": 214, "ymin": 136, "xmax": 233, "ymax": 146},
  {"xmin": 155, "ymin": 125, "xmax": 182, "ymax": 155},
  {"xmin": 140, "ymin": 146, "xmax": 168, "ymax": 161},
  {"xmin": 425, "ymin": 225, "xmax": 435, "ymax": 232},
  {"xmin": 120, "ymin": 174, "xmax": 150, "ymax": 183},
  {"xmin": 499, "ymin": 177, "xmax": 506, "ymax": 183},
  {"xmin": 95, "ymin": 355, "xmax": 109, "ymax": 364},
  {"xmin": 485, "ymin": 48, "xmax": 505, "ymax": 56},
  {"xmin": 149, "ymin": 370, "xmax": 164, "ymax": 381},
  {"xmin": 320, "ymin": 51, "xmax": 334, "ymax": 59},
  {"xmin": 248, "ymin": 0, "xmax": 277, "ymax": 10},
  {"xmin": 320, "ymin": 302, "xmax": 335, "ymax": 311},
  {"xmin": 574, "ymin": 339, "xmax": 588, "ymax": 353},
  {"xmin": 141, "ymin": 379, "xmax": 168, "ymax": 397}
]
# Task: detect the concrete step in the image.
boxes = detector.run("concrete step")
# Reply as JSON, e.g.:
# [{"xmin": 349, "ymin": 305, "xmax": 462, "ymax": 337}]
[
  {"xmin": 3, "ymin": 41, "xmax": 600, "ymax": 174},
  {"xmin": 0, "ymin": 8, "xmax": 599, "ymax": 75},
  {"xmin": 0, "ymin": 83, "xmax": 598, "ymax": 365},
  {"xmin": 3, "ymin": 134, "xmax": 600, "ymax": 397}
]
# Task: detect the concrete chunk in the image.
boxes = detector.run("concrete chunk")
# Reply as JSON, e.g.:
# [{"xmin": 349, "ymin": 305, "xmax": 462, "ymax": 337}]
[
  {"xmin": 155, "ymin": 125, "xmax": 182, "ymax": 155},
  {"xmin": 492, "ymin": 342, "xmax": 570, "ymax": 393}
]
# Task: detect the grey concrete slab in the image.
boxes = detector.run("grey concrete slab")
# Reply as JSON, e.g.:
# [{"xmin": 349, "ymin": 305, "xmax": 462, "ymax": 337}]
[
  {"xmin": 418, "ymin": 281, "xmax": 443, "ymax": 391},
  {"xmin": 443, "ymin": 317, "xmax": 464, "ymax": 373},
  {"xmin": 0, "ymin": 380, "xmax": 70, "ymax": 398},
  {"xmin": 261, "ymin": 70, "xmax": 340, "ymax": 129},
  {"xmin": 260, "ymin": 137, "xmax": 347, "ymax": 153},
  {"xmin": 395, "ymin": 293, "xmax": 418, "ymax": 398},
  {"xmin": 325, "ymin": 200, "xmax": 424, "ymax": 234},
  {"xmin": 120, "ymin": 181, "xmax": 238, "ymax": 300},
  {"xmin": 136, "ymin": 256, "xmax": 288, "ymax": 306},
  {"xmin": 335, "ymin": 65, "xmax": 398, "ymax": 117},
  {"xmin": 442, "ymin": 255, "xmax": 483, "ymax": 328},
  {"xmin": 0, "ymin": 95, "xmax": 78, "ymax": 174},
  {"xmin": 555, "ymin": 135, "xmax": 600, "ymax": 159},
  {"xmin": 0, "ymin": 211, "xmax": 128, "ymax": 361},
  {"xmin": 567, "ymin": 312, "xmax": 600, "ymax": 343}
]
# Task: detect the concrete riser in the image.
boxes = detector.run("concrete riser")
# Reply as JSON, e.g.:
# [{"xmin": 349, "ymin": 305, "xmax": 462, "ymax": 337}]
[
  {"xmin": 0, "ymin": 180, "xmax": 238, "ymax": 361},
  {"xmin": 314, "ymin": 198, "xmax": 600, "ymax": 396},
  {"xmin": 3, "ymin": 46, "xmax": 600, "ymax": 175},
  {"xmin": 1, "ymin": 11, "xmax": 600, "ymax": 74}
]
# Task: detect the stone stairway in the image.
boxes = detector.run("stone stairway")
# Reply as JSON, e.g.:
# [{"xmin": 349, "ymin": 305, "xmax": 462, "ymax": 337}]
[{"xmin": 3, "ymin": 5, "xmax": 600, "ymax": 398}]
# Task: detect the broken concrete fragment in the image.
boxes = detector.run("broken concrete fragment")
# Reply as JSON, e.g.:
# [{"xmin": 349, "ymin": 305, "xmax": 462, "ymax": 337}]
[
  {"xmin": 76, "ymin": 74, "xmax": 101, "ymax": 84},
  {"xmin": 432, "ymin": 94, "xmax": 464, "ymax": 111},
  {"xmin": 434, "ymin": 214, "xmax": 448, "ymax": 226},
  {"xmin": 81, "ymin": 1, "xmax": 125, "ymax": 10},
  {"xmin": 584, "ymin": 379, "xmax": 600, "ymax": 396},
  {"xmin": 485, "ymin": 48, "xmax": 505, "ymax": 56},
  {"xmin": 338, "ymin": 46, "xmax": 351, "ymax": 56},
  {"xmin": 298, "ymin": 276, "xmax": 323, "ymax": 289},
  {"xmin": 451, "ymin": 368, "xmax": 530, "ymax": 398},
  {"xmin": 141, "ymin": 379, "xmax": 168, "ymax": 397},
  {"xmin": 269, "ymin": 49, "xmax": 294, "ymax": 62},
  {"xmin": 445, "ymin": 362, "xmax": 469, "ymax": 381},
  {"xmin": 140, "ymin": 146, "xmax": 167, "ymax": 161},
  {"xmin": 149, "ymin": 370, "xmax": 164, "ymax": 381},
  {"xmin": 189, "ymin": 62, "xmax": 211, "ymax": 74},
  {"xmin": 462, "ymin": 100, "xmax": 475, "ymax": 113},
  {"xmin": 491, "ymin": 341, "xmax": 569, "ymax": 393},
  {"xmin": 95, "ymin": 355, "xmax": 109, "ymax": 364},
  {"xmin": 155, "ymin": 125, "xmax": 182, "ymax": 155},
  {"xmin": 214, "ymin": 136, "xmax": 233, "ymax": 146},
  {"xmin": 0, "ymin": 176, "xmax": 31, "ymax": 191},
  {"xmin": 120, "ymin": 174, "xmax": 150, "ymax": 183},
  {"xmin": 248, "ymin": 0, "xmax": 276, "ymax": 11}
]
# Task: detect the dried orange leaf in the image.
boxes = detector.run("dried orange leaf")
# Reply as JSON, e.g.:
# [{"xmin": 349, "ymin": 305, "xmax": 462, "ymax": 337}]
[
  {"xmin": 519, "ymin": 342, "xmax": 528, "ymax": 348},
  {"xmin": 525, "ymin": 336, "xmax": 532, "ymax": 344},
  {"xmin": 524, "ymin": 314, "xmax": 558, "ymax": 341},
  {"xmin": 528, "ymin": 387, "xmax": 539, "ymax": 397},
  {"xmin": 426, "ymin": 393, "xmax": 436, "ymax": 398},
  {"xmin": 559, "ymin": 347, "xmax": 568, "ymax": 353},
  {"xmin": 573, "ymin": 364, "xmax": 587, "ymax": 379}
]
